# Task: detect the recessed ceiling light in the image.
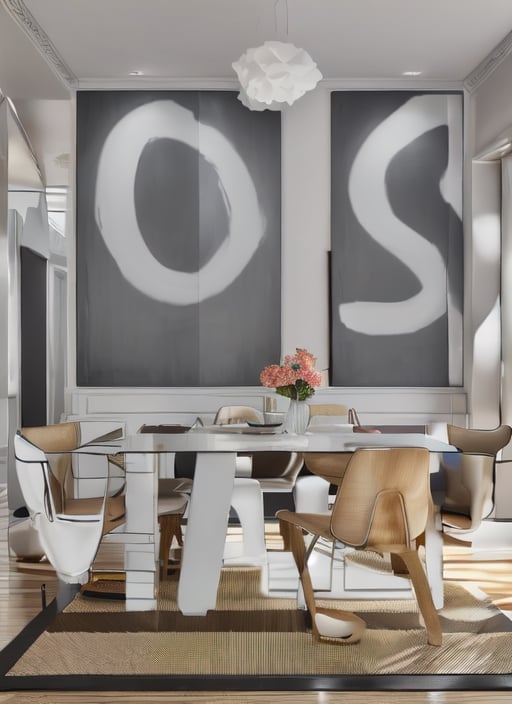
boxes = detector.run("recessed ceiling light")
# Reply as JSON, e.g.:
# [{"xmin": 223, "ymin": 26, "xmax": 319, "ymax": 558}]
[
  {"xmin": 402, "ymin": 71, "xmax": 422, "ymax": 76},
  {"xmin": 129, "ymin": 70, "xmax": 144, "ymax": 76}
]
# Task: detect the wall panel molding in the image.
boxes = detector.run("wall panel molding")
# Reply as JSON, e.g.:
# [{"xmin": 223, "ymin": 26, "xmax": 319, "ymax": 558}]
[{"xmin": 68, "ymin": 386, "xmax": 467, "ymax": 434}]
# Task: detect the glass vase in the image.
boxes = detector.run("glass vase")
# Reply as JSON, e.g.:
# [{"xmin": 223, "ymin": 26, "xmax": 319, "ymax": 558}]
[{"xmin": 284, "ymin": 398, "xmax": 310, "ymax": 434}]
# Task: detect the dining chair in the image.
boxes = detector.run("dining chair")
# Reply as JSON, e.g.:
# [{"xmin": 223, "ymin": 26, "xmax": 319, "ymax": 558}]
[
  {"xmin": 14, "ymin": 425, "xmax": 126, "ymax": 583},
  {"xmin": 292, "ymin": 403, "xmax": 352, "ymax": 522},
  {"xmin": 157, "ymin": 488, "xmax": 189, "ymax": 579},
  {"xmin": 277, "ymin": 446, "xmax": 442, "ymax": 646},
  {"xmin": 214, "ymin": 405, "xmax": 262, "ymax": 425},
  {"xmin": 10, "ymin": 420, "xmax": 127, "ymax": 563},
  {"xmin": 214, "ymin": 405, "xmax": 304, "ymax": 488},
  {"xmin": 307, "ymin": 403, "xmax": 349, "ymax": 425},
  {"xmin": 440, "ymin": 423, "xmax": 512, "ymax": 539},
  {"xmin": 108, "ymin": 424, "xmax": 194, "ymax": 578},
  {"xmin": 214, "ymin": 405, "xmax": 305, "ymax": 552}
]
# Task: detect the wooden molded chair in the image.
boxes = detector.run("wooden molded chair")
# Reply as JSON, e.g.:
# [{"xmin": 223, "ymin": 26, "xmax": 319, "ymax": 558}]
[
  {"xmin": 308, "ymin": 403, "xmax": 349, "ymax": 424},
  {"xmin": 214, "ymin": 405, "xmax": 262, "ymax": 425},
  {"xmin": 440, "ymin": 424, "xmax": 512, "ymax": 537},
  {"xmin": 157, "ymin": 486, "xmax": 189, "ymax": 579},
  {"xmin": 277, "ymin": 447, "xmax": 442, "ymax": 646},
  {"xmin": 447, "ymin": 424, "xmax": 512, "ymax": 455},
  {"xmin": 293, "ymin": 404, "xmax": 351, "ymax": 520},
  {"xmin": 213, "ymin": 405, "xmax": 304, "ymax": 491}
]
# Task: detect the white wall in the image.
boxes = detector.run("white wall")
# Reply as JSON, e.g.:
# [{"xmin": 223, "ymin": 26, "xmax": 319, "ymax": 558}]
[
  {"xmin": 472, "ymin": 52, "xmax": 512, "ymax": 157},
  {"xmin": 468, "ymin": 53, "xmax": 512, "ymax": 437},
  {"xmin": 281, "ymin": 87, "xmax": 331, "ymax": 371}
]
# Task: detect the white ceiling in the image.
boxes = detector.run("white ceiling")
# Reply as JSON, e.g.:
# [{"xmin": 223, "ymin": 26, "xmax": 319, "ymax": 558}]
[{"xmin": 1, "ymin": 0, "xmax": 512, "ymax": 185}]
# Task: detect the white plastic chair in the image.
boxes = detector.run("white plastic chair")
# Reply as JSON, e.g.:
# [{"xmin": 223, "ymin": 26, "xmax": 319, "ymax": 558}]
[{"xmin": 14, "ymin": 429, "xmax": 125, "ymax": 584}]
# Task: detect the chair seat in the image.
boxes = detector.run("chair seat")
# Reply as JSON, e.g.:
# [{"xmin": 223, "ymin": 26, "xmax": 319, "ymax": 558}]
[
  {"xmin": 277, "ymin": 509, "xmax": 331, "ymax": 540},
  {"xmin": 64, "ymin": 494, "xmax": 125, "ymax": 522},
  {"xmin": 257, "ymin": 477, "xmax": 300, "ymax": 491},
  {"xmin": 158, "ymin": 477, "xmax": 193, "ymax": 495},
  {"xmin": 158, "ymin": 493, "xmax": 188, "ymax": 516},
  {"xmin": 441, "ymin": 510, "xmax": 472, "ymax": 530}
]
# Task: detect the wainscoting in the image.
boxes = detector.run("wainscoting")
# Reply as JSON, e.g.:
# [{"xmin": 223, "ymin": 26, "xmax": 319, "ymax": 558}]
[{"xmin": 67, "ymin": 386, "xmax": 467, "ymax": 432}]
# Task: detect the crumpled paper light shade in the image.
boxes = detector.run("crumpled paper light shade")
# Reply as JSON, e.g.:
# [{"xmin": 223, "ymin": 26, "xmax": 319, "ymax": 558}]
[{"xmin": 232, "ymin": 40, "xmax": 322, "ymax": 111}]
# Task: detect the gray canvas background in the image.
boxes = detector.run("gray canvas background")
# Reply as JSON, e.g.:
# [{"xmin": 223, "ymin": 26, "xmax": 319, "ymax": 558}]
[
  {"xmin": 330, "ymin": 91, "xmax": 463, "ymax": 387},
  {"xmin": 76, "ymin": 91, "xmax": 281, "ymax": 386}
]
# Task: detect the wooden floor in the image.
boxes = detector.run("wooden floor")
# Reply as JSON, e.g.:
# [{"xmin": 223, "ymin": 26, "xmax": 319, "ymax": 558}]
[{"xmin": 2, "ymin": 485, "xmax": 512, "ymax": 703}]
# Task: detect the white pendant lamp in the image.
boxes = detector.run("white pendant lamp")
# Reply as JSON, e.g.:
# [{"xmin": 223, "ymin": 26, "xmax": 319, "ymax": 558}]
[{"xmin": 232, "ymin": 0, "xmax": 322, "ymax": 113}]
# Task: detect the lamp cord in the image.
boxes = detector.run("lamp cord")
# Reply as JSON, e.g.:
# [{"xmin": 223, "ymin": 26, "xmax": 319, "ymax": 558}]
[{"xmin": 274, "ymin": 0, "xmax": 289, "ymax": 38}]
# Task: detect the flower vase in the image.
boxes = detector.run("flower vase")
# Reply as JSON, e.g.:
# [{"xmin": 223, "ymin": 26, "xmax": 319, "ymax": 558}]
[{"xmin": 284, "ymin": 399, "xmax": 310, "ymax": 434}]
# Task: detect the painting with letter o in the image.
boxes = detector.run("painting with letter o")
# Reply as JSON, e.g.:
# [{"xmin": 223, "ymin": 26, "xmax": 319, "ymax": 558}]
[
  {"xmin": 76, "ymin": 91, "xmax": 281, "ymax": 386},
  {"xmin": 330, "ymin": 91, "xmax": 463, "ymax": 387}
]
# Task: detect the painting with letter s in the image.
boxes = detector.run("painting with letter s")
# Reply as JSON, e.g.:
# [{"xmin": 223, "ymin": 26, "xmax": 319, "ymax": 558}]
[
  {"xmin": 76, "ymin": 91, "xmax": 281, "ymax": 386},
  {"xmin": 330, "ymin": 91, "xmax": 463, "ymax": 387}
]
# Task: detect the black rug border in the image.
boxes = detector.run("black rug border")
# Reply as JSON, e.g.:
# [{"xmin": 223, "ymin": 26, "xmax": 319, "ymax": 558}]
[
  {"xmin": 2, "ymin": 589, "xmax": 512, "ymax": 692},
  {"xmin": 2, "ymin": 673, "xmax": 512, "ymax": 692}
]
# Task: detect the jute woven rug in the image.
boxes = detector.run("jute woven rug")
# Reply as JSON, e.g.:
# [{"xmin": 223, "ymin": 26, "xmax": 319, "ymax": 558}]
[{"xmin": 6, "ymin": 566, "xmax": 512, "ymax": 677}]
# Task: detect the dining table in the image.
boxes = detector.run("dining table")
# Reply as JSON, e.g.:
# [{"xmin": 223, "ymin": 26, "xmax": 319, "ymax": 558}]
[{"xmin": 89, "ymin": 427, "xmax": 458, "ymax": 615}]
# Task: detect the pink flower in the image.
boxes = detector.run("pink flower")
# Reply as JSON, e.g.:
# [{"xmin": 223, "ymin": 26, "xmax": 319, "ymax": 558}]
[{"xmin": 260, "ymin": 348, "xmax": 322, "ymax": 400}]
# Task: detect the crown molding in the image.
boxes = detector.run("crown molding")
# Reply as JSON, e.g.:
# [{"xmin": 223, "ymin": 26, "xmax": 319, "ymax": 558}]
[
  {"xmin": 76, "ymin": 77, "xmax": 240, "ymax": 91},
  {"xmin": 464, "ymin": 30, "xmax": 512, "ymax": 93},
  {"xmin": 76, "ymin": 76, "xmax": 464, "ymax": 94},
  {"xmin": 322, "ymin": 78, "xmax": 464, "ymax": 91},
  {"xmin": 3, "ymin": 0, "xmax": 506, "ymax": 98},
  {"xmin": 0, "ymin": 0, "xmax": 77, "ymax": 90}
]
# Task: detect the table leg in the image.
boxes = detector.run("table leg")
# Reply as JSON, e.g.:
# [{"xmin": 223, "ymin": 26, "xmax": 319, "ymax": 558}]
[
  {"xmin": 424, "ymin": 498, "xmax": 444, "ymax": 610},
  {"xmin": 177, "ymin": 451, "xmax": 236, "ymax": 615},
  {"xmin": 124, "ymin": 453, "xmax": 158, "ymax": 611},
  {"xmin": 225, "ymin": 478, "xmax": 267, "ymax": 564}
]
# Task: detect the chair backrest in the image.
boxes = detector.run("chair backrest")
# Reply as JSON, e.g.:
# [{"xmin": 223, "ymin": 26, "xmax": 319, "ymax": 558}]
[
  {"xmin": 14, "ymin": 431, "xmax": 111, "ymax": 581},
  {"xmin": 447, "ymin": 424, "xmax": 512, "ymax": 455},
  {"xmin": 14, "ymin": 432, "xmax": 51, "ymax": 517},
  {"xmin": 20, "ymin": 423, "xmax": 80, "ymax": 513},
  {"xmin": 214, "ymin": 405, "xmax": 262, "ymax": 425},
  {"xmin": 21, "ymin": 422, "xmax": 79, "ymax": 452},
  {"xmin": 442, "ymin": 452, "xmax": 495, "ymax": 525},
  {"xmin": 303, "ymin": 452, "xmax": 351, "ymax": 486},
  {"xmin": 330, "ymin": 447, "xmax": 430, "ymax": 548},
  {"xmin": 214, "ymin": 406, "xmax": 300, "ymax": 482},
  {"xmin": 308, "ymin": 404, "xmax": 348, "ymax": 417},
  {"xmin": 251, "ymin": 451, "xmax": 303, "ymax": 481}
]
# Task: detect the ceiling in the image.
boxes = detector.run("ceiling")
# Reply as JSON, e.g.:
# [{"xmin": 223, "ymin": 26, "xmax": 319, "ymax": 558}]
[{"xmin": 1, "ymin": 0, "xmax": 512, "ymax": 185}]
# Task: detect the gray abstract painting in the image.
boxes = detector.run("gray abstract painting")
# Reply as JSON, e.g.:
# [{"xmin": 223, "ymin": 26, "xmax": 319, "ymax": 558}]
[
  {"xmin": 76, "ymin": 91, "xmax": 281, "ymax": 386},
  {"xmin": 330, "ymin": 91, "xmax": 463, "ymax": 387}
]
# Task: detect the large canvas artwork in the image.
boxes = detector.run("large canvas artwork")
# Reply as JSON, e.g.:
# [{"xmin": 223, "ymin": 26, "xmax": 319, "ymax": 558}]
[
  {"xmin": 330, "ymin": 91, "xmax": 463, "ymax": 387},
  {"xmin": 76, "ymin": 91, "xmax": 281, "ymax": 386}
]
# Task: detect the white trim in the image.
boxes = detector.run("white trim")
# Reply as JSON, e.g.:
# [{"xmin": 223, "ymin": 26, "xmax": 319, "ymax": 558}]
[
  {"xmin": 66, "ymin": 386, "xmax": 468, "ymax": 435},
  {"xmin": 75, "ymin": 77, "xmax": 465, "ymax": 93},
  {"xmin": 0, "ymin": 0, "xmax": 77, "ymax": 89},
  {"xmin": 464, "ymin": 30, "xmax": 512, "ymax": 94}
]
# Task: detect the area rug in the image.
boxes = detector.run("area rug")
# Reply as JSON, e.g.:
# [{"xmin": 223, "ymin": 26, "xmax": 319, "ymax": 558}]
[{"xmin": 3, "ymin": 566, "xmax": 512, "ymax": 691}]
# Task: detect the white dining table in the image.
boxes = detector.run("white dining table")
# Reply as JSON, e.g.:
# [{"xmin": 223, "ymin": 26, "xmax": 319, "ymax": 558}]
[{"xmin": 92, "ymin": 428, "xmax": 458, "ymax": 615}]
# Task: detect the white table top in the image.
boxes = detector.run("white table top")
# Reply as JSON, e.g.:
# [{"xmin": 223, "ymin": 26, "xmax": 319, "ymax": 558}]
[{"xmin": 84, "ymin": 428, "xmax": 458, "ymax": 455}]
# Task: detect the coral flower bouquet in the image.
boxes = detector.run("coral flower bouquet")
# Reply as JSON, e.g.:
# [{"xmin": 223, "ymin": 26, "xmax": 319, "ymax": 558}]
[{"xmin": 260, "ymin": 348, "xmax": 322, "ymax": 401}]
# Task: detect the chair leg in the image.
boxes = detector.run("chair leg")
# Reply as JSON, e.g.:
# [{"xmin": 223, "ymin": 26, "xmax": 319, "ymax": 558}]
[
  {"xmin": 392, "ymin": 549, "xmax": 442, "ymax": 646},
  {"xmin": 286, "ymin": 521, "xmax": 366, "ymax": 644},
  {"xmin": 279, "ymin": 519, "xmax": 293, "ymax": 551},
  {"xmin": 158, "ymin": 513, "xmax": 184, "ymax": 580}
]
